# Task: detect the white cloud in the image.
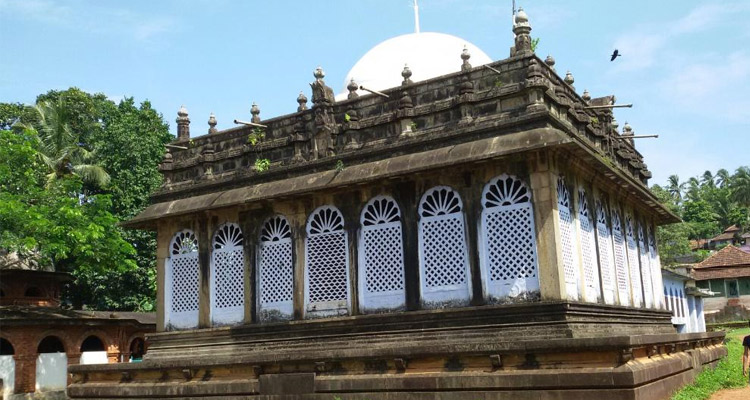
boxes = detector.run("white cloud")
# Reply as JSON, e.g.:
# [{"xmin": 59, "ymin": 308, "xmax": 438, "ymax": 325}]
[{"xmin": 0, "ymin": 0, "xmax": 179, "ymax": 41}]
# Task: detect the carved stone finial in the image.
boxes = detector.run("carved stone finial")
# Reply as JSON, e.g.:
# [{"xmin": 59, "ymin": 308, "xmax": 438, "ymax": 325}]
[
  {"xmin": 310, "ymin": 66, "xmax": 335, "ymax": 106},
  {"xmin": 460, "ymin": 46, "xmax": 472, "ymax": 72},
  {"xmin": 399, "ymin": 91, "xmax": 413, "ymax": 109},
  {"xmin": 623, "ymin": 121, "xmax": 633, "ymax": 135},
  {"xmin": 347, "ymin": 79, "xmax": 359, "ymax": 99},
  {"xmin": 251, "ymin": 102, "xmax": 261, "ymax": 123},
  {"xmin": 401, "ymin": 64, "xmax": 413, "ymax": 85},
  {"xmin": 176, "ymin": 105, "xmax": 190, "ymax": 141},
  {"xmin": 162, "ymin": 148, "xmax": 173, "ymax": 164},
  {"xmin": 564, "ymin": 70, "xmax": 575, "ymax": 86},
  {"xmin": 544, "ymin": 55, "xmax": 556, "ymax": 70},
  {"xmin": 512, "ymin": 7, "xmax": 533, "ymax": 54},
  {"xmin": 611, "ymin": 118, "xmax": 620, "ymax": 133},
  {"xmin": 208, "ymin": 112, "xmax": 217, "ymax": 134},
  {"xmin": 582, "ymin": 89, "xmax": 591, "ymax": 103},
  {"xmin": 297, "ymin": 91, "xmax": 308, "ymax": 111},
  {"xmin": 314, "ymin": 66, "xmax": 325, "ymax": 81}
]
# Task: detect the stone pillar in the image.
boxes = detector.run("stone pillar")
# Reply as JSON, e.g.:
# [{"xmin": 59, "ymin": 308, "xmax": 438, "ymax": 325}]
[
  {"xmin": 241, "ymin": 212, "xmax": 262, "ymax": 324},
  {"xmin": 292, "ymin": 213, "xmax": 307, "ymax": 320},
  {"xmin": 155, "ymin": 225, "xmax": 171, "ymax": 332},
  {"xmin": 176, "ymin": 105, "xmax": 190, "ymax": 142},
  {"xmin": 393, "ymin": 182, "xmax": 421, "ymax": 311},
  {"xmin": 528, "ymin": 152, "xmax": 567, "ymax": 300},
  {"xmin": 458, "ymin": 182, "xmax": 485, "ymax": 306},
  {"xmin": 342, "ymin": 203, "xmax": 360, "ymax": 316},
  {"xmin": 197, "ymin": 215, "xmax": 211, "ymax": 328}
]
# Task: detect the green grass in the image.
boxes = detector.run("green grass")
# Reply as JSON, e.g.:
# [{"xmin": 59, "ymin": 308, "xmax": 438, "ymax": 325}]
[{"xmin": 671, "ymin": 327, "xmax": 749, "ymax": 400}]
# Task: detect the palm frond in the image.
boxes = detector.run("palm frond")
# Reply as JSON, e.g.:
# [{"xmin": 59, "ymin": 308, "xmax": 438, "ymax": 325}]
[{"xmin": 72, "ymin": 164, "xmax": 110, "ymax": 188}]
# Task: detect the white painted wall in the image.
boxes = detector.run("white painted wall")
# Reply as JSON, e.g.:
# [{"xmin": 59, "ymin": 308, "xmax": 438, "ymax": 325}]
[
  {"xmin": 0, "ymin": 355, "xmax": 15, "ymax": 396},
  {"xmin": 35, "ymin": 353, "xmax": 67, "ymax": 392},
  {"xmin": 80, "ymin": 351, "xmax": 109, "ymax": 365}
]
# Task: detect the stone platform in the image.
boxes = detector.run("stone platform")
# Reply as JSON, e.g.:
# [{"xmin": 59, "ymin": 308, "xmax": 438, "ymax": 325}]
[{"xmin": 67, "ymin": 302, "xmax": 726, "ymax": 399}]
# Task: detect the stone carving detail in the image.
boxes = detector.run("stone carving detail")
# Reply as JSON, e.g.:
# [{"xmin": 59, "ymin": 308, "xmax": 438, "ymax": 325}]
[
  {"xmin": 259, "ymin": 216, "xmax": 294, "ymax": 320},
  {"xmin": 480, "ymin": 175, "xmax": 539, "ymax": 300},
  {"xmin": 460, "ymin": 46, "xmax": 472, "ymax": 72},
  {"xmin": 512, "ymin": 8, "xmax": 532, "ymax": 55},
  {"xmin": 309, "ymin": 67, "xmax": 337, "ymax": 160},
  {"xmin": 210, "ymin": 223, "xmax": 245, "ymax": 325},
  {"xmin": 418, "ymin": 186, "xmax": 471, "ymax": 307},
  {"xmin": 358, "ymin": 196, "xmax": 405, "ymax": 312}
]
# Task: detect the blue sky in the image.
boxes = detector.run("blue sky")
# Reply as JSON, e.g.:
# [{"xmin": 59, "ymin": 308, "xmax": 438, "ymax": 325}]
[{"xmin": 1, "ymin": 0, "xmax": 748, "ymax": 186}]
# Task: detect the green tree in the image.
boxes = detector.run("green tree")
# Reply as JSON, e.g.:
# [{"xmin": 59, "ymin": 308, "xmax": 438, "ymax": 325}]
[
  {"xmin": 18, "ymin": 100, "xmax": 110, "ymax": 188},
  {"xmin": 667, "ymin": 174, "xmax": 684, "ymax": 202},
  {"xmin": 731, "ymin": 166, "xmax": 750, "ymax": 208}
]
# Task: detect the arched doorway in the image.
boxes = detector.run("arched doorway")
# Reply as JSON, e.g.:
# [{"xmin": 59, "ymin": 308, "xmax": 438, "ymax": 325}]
[
  {"xmin": 80, "ymin": 335, "xmax": 108, "ymax": 365},
  {"xmin": 36, "ymin": 336, "xmax": 67, "ymax": 392},
  {"xmin": 0, "ymin": 338, "xmax": 15, "ymax": 396},
  {"xmin": 129, "ymin": 338, "xmax": 146, "ymax": 363}
]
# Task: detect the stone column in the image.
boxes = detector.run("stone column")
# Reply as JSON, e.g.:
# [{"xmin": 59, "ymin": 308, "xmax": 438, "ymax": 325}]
[
  {"xmin": 458, "ymin": 182, "xmax": 485, "ymax": 306},
  {"xmin": 392, "ymin": 182, "xmax": 420, "ymax": 311},
  {"xmin": 197, "ymin": 215, "xmax": 211, "ymax": 328},
  {"xmin": 291, "ymin": 213, "xmax": 307, "ymax": 320},
  {"xmin": 528, "ymin": 152, "xmax": 567, "ymax": 300},
  {"xmin": 155, "ymin": 225, "xmax": 171, "ymax": 332}
]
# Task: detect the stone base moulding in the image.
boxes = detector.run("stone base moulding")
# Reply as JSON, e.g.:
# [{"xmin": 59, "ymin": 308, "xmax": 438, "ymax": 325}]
[{"xmin": 67, "ymin": 302, "xmax": 726, "ymax": 399}]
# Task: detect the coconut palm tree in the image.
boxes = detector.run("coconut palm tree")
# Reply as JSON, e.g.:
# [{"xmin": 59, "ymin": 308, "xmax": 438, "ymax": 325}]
[
  {"xmin": 731, "ymin": 166, "xmax": 750, "ymax": 208},
  {"xmin": 667, "ymin": 175, "xmax": 684, "ymax": 202},
  {"xmin": 716, "ymin": 168, "xmax": 730, "ymax": 188},
  {"xmin": 686, "ymin": 177, "xmax": 701, "ymax": 202},
  {"xmin": 16, "ymin": 100, "xmax": 109, "ymax": 188},
  {"xmin": 700, "ymin": 170, "xmax": 715, "ymax": 188}
]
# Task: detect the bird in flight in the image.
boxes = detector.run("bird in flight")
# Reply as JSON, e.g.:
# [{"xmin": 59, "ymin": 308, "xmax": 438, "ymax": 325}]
[{"xmin": 610, "ymin": 49, "xmax": 621, "ymax": 61}]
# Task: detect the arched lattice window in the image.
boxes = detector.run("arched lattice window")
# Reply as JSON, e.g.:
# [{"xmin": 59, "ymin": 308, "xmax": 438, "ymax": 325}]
[
  {"xmin": 418, "ymin": 186, "xmax": 472, "ymax": 307},
  {"xmin": 556, "ymin": 177, "xmax": 579, "ymax": 300},
  {"xmin": 595, "ymin": 199, "xmax": 616, "ymax": 305},
  {"xmin": 258, "ymin": 215, "xmax": 294, "ymax": 321},
  {"xmin": 577, "ymin": 188, "xmax": 601, "ymax": 302},
  {"xmin": 611, "ymin": 210, "xmax": 631, "ymax": 306},
  {"xmin": 166, "ymin": 230, "xmax": 200, "ymax": 329},
  {"xmin": 304, "ymin": 206, "xmax": 350, "ymax": 318},
  {"xmin": 358, "ymin": 196, "xmax": 405, "ymax": 312},
  {"xmin": 624, "ymin": 216, "xmax": 643, "ymax": 307},
  {"xmin": 637, "ymin": 223, "xmax": 653, "ymax": 308},
  {"xmin": 648, "ymin": 226, "xmax": 664, "ymax": 308},
  {"xmin": 210, "ymin": 223, "xmax": 245, "ymax": 326},
  {"xmin": 479, "ymin": 175, "xmax": 539, "ymax": 301}
]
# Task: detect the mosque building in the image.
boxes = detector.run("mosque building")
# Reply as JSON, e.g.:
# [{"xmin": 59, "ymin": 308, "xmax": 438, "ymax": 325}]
[{"xmin": 67, "ymin": 6, "xmax": 725, "ymax": 399}]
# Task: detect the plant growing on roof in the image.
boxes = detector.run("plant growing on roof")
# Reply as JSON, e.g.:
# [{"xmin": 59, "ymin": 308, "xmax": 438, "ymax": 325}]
[
  {"xmin": 335, "ymin": 160, "xmax": 345, "ymax": 172},
  {"xmin": 531, "ymin": 37, "xmax": 540, "ymax": 52},
  {"xmin": 247, "ymin": 128, "xmax": 265, "ymax": 146},
  {"xmin": 255, "ymin": 158, "xmax": 270, "ymax": 172}
]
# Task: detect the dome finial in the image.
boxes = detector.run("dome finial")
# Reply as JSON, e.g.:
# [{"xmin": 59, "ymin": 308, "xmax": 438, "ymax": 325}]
[
  {"xmin": 347, "ymin": 78, "xmax": 359, "ymax": 99},
  {"xmin": 413, "ymin": 0, "xmax": 421, "ymax": 34},
  {"xmin": 512, "ymin": 7, "xmax": 533, "ymax": 55},
  {"xmin": 208, "ymin": 112, "xmax": 217, "ymax": 134},
  {"xmin": 251, "ymin": 102, "xmax": 261, "ymax": 123},
  {"xmin": 297, "ymin": 91, "xmax": 308, "ymax": 112}
]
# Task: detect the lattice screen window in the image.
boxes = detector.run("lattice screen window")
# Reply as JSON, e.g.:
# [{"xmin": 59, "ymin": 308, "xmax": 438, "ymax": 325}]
[
  {"xmin": 557, "ymin": 177, "xmax": 579, "ymax": 300},
  {"xmin": 625, "ymin": 216, "xmax": 643, "ymax": 307},
  {"xmin": 304, "ymin": 206, "xmax": 350, "ymax": 317},
  {"xmin": 258, "ymin": 216, "xmax": 294, "ymax": 320},
  {"xmin": 637, "ymin": 224, "xmax": 653, "ymax": 308},
  {"xmin": 611, "ymin": 211, "xmax": 631, "ymax": 306},
  {"xmin": 358, "ymin": 196, "xmax": 405, "ymax": 312},
  {"xmin": 595, "ymin": 199, "xmax": 616, "ymax": 305},
  {"xmin": 648, "ymin": 226, "xmax": 664, "ymax": 308},
  {"xmin": 479, "ymin": 175, "xmax": 539, "ymax": 300},
  {"xmin": 418, "ymin": 186, "xmax": 472, "ymax": 307},
  {"xmin": 167, "ymin": 230, "xmax": 199, "ymax": 329},
  {"xmin": 210, "ymin": 223, "xmax": 245, "ymax": 325},
  {"xmin": 578, "ymin": 188, "xmax": 601, "ymax": 302}
]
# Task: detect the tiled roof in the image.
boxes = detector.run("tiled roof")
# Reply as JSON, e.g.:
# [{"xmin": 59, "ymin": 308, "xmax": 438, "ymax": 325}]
[
  {"xmin": 710, "ymin": 225, "xmax": 742, "ymax": 242},
  {"xmin": 693, "ymin": 267, "xmax": 750, "ymax": 280},
  {"xmin": 695, "ymin": 245, "xmax": 750, "ymax": 269}
]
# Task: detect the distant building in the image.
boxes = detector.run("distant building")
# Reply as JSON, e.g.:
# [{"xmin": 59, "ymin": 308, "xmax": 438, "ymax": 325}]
[
  {"xmin": 661, "ymin": 268, "xmax": 708, "ymax": 333},
  {"xmin": 0, "ymin": 262, "xmax": 155, "ymax": 399},
  {"xmin": 694, "ymin": 245, "xmax": 750, "ymax": 322}
]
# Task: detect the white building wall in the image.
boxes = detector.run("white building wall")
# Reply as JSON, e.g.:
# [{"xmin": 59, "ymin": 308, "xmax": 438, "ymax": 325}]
[
  {"xmin": 35, "ymin": 353, "xmax": 67, "ymax": 392},
  {"xmin": 0, "ymin": 355, "xmax": 14, "ymax": 396}
]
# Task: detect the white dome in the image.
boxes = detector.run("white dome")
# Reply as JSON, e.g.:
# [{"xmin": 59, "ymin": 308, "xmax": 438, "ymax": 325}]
[{"xmin": 337, "ymin": 32, "xmax": 493, "ymax": 100}]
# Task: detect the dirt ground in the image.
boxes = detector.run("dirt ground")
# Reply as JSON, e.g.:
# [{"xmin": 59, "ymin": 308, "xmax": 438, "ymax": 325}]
[{"xmin": 708, "ymin": 385, "xmax": 750, "ymax": 399}]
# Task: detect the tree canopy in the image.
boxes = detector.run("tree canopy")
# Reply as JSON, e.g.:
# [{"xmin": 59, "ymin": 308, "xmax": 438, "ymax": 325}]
[
  {"xmin": 652, "ymin": 168, "xmax": 750, "ymax": 265},
  {"xmin": 0, "ymin": 88, "xmax": 172, "ymax": 311}
]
